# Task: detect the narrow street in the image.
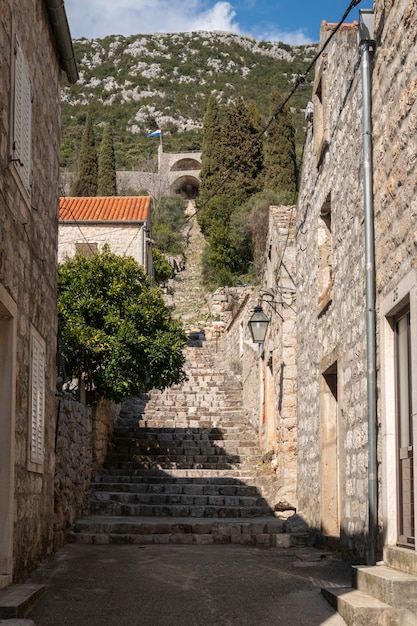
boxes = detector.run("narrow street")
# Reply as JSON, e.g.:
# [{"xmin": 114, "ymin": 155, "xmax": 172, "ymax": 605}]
[
  {"xmin": 27, "ymin": 544, "xmax": 350, "ymax": 626},
  {"xmin": 22, "ymin": 206, "xmax": 351, "ymax": 626}
]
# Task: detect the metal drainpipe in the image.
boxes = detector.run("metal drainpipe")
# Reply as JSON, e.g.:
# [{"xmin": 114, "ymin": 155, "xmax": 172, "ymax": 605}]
[{"xmin": 360, "ymin": 38, "xmax": 377, "ymax": 566}]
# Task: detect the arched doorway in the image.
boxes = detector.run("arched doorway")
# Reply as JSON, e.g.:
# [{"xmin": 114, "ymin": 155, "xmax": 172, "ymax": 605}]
[{"xmin": 170, "ymin": 175, "xmax": 200, "ymax": 199}]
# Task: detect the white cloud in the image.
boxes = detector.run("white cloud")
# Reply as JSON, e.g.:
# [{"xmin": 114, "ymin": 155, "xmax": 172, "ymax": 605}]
[{"xmin": 65, "ymin": 0, "xmax": 240, "ymax": 39}]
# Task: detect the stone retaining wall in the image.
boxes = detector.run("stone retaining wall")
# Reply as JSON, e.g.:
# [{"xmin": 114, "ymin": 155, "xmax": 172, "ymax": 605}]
[{"xmin": 54, "ymin": 396, "xmax": 119, "ymax": 549}]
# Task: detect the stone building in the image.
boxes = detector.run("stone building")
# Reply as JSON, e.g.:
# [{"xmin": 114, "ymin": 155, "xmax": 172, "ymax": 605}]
[
  {"xmin": 296, "ymin": 0, "xmax": 417, "ymax": 570},
  {"xmin": 0, "ymin": 0, "xmax": 77, "ymax": 583},
  {"xmin": 296, "ymin": 20, "xmax": 367, "ymax": 557},
  {"xmin": 219, "ymin": 206, "xmax": 298, "ymax": 508},
  {"xmin": 58, "ymin": 196, "xmax": 153, "ymax": 277},
  {"xmin": 373, "ymin": 0, "xmax": 417, "ymax": 559}
]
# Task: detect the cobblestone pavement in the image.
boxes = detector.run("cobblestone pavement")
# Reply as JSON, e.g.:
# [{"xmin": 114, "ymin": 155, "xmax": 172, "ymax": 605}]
[{"xmin": 28, "ymin": 544, "xmax": 350, "ymax": 625}]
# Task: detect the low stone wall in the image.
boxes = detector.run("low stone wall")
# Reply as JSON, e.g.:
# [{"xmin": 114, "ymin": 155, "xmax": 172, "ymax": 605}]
[{"xmin": 53, "ymin": 395, "xmax": 119, "ymax": 549}]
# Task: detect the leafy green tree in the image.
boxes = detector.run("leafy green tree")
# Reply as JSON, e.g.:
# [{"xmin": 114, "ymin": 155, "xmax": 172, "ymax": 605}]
[
  {"xmin": 97, "ymin": 122, "xmax": 117, "ymax": 196},
  {"xmin": 264, "ymin": 91, "xmax": 298, "ymax": 195},
  {"xmin": 72, "ymin": 112, "xmax": 98, "ymax": 196},
  {"xmin": 152, "ymin": 196, "xmax": 186, "ymax": 255},
  {"xmin": 58, "ymin": 247, "xmax": 187, "ymax": 403},
  {"xmin": 152, "ymin": 247, "xmax": 172, "ymax": 285}
]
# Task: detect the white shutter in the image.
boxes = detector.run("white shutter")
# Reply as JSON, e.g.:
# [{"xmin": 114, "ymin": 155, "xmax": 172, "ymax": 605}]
[
  {"xmin": 13, "ymin": 37, "xmax": 32, "ymax": 194},
  {"xmin": 31, "ymin": 335, "xmax": 45, "ymax": 465}
]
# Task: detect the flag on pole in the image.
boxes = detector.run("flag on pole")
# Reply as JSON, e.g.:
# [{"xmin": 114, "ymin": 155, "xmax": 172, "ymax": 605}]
[{"xmin": 147, "ymin": 129, "xmax": 162, "ymax": 138}]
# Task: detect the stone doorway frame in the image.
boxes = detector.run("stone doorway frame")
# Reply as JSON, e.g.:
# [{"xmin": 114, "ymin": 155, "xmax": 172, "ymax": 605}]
[
  {"xmin": 380, "ymin": 270, "xmax": 417, "ymax": 550},
  {"xmin": 0, "ymin": 285, "xmax": 17, "ymax": 586}
]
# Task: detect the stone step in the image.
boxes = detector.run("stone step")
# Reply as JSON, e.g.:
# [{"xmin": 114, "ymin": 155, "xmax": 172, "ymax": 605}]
[
  {"xmin": 105, "ymin": 459, "xmax": 259, "ymax": 471},
  {"xmin": 321, "ymin": 587, "xmax": 415, "ymax": 626},
  {"xmin": 68, "ymin": 515, "xmax": 309, "ymax": 548},
  {"xmin": 89, "ymin": 490, "xmax": 267, "ymax": 508},
  {"xmin": 103, "ymin": 451, "xmax": 256, "ymax": 465},
  {"xmin": 0, "ymin": 585, "xmax": 45, "ymax": 619},
  {"xmin": 113, "ymin": 428, "xmax": 255, "ymax": 438},
  {"xmin": 88, "ymin": 500, "xmax": 272, "ymax": 518},
  {"xmin": 94, "ymin": 474, "xmax": 257, "ymax": 485},
  {"xmin": 91, "ymin": 481, "xmax": 259, "ymax": 496},
  {"xmin": 99, "ymin": 468, "xmax": 257, "ymax": 479},
  {"xmin": 111, "ymin": 440, "xmax": 257, "ymax": 454},
  {"xmin": 353, "ymin": 564, "xmax": 417, "ymax": 613},
  {"xmin": 110, "ymin": 435, "xmax": 257, "ymax": 448}
]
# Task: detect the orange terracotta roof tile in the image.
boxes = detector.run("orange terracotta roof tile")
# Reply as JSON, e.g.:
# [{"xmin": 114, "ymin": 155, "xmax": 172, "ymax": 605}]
[{"xmin": 59, "ymin": 196, "xmax": 151, "ymax": 222}]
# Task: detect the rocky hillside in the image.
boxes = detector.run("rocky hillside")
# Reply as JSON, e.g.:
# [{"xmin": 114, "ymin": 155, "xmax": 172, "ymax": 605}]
[{"xmin": 61, "ymin": 32, "xmax": 316, "ymax": 169}]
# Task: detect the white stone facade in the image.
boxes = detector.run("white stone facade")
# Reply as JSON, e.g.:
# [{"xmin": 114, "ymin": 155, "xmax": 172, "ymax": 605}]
[{"xmin": 58, "ymin": 224, "xmax": 150, "ymax": 272}]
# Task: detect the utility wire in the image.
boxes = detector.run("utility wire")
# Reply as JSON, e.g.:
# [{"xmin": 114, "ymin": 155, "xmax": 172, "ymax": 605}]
[{"xmin": 187, "ymin": 0, "xmax": 363, "ymax": 222}]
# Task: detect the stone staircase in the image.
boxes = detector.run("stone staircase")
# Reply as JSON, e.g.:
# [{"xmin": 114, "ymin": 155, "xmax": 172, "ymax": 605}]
[
  {"xmin": 322, "ymin": 546, "xmax": 417, "ymax": 625},
  {"xmin": 69, "ymin": 342, "xmax": 305, "ymax": 547}
]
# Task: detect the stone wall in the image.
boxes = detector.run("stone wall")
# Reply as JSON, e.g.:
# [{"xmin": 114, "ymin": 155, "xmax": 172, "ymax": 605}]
[
  {"xmin": 58, "ymin": 224, "xmax": 147, "ymax": 267},
  {"xmin": 296, "ymin": 22, "xmax": 370, "ymax": 558},
  {"xmin": 373, "ymin": 0, "xmax": 417, "ymax": 296},
  {"xmin": 0, "ymin": 0, "xmax": 64, "ymax": 582},
  {"xmin": 218, "ymin": 206, "xmax": 298, "ymax": 507},
  {"xmin": 54, "ymin": 396, "xmax": 119, "ymax": 549},
  {"xmin": 372, "ymin": 1, "xmax": 417, "ymax": 550}
]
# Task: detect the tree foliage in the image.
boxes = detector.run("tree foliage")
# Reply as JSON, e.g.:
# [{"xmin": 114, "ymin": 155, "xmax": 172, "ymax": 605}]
[
  {"xmin": 97, "ymin": 122, "xmax": 117, "ymax": 196},
  {"xmin": 264, "ymin": 91, "xmax": 298, "ymax": 195},
  {"xmin": 197, "ymin": 95, "xmax": 223, "ymax": 235},
  {"xmin": 72, "ymin": 112, "xmax": 98, "ymax": 196},
  {"xmin": 197, "ymin": 91, "xmax": 299, "ymax": 287},
  {"xmin": 152, "ymin": 247, "xmax": 173, "ymax": 285},
  {"xmin": 152, "ymin": 196, "xmax": 187, "ymax": 255},
  {"xmin": 58, "ymin": 247, "xmax": 187, "ymax": 403}
]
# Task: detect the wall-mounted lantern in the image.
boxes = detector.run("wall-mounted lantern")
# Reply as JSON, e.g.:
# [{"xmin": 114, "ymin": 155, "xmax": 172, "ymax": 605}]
[{"xmin": 248, "ymin": 305, "xmax": 270, "ymax": 344}]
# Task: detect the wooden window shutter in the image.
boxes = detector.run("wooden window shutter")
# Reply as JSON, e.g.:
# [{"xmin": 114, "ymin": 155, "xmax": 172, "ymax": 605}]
[
  {"xmin": 13, "ymin": 37, "xmax": 32, "ymax": 194},
  {"xmin": 31, "ymin": 335, "xmax": 45, "ymax": 465}
]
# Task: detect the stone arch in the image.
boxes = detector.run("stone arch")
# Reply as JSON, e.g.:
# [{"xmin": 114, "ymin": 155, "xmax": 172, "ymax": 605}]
[
  {"xmin": 170, "ymin": 158, "xmax": 201, "ymax": 172},
  {"xmin": 170, "ymin": 175, "xmax": 200, "ymax": 199}
]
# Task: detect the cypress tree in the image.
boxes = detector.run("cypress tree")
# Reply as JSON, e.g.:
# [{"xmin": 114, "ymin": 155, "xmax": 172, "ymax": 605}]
[
  {"xmin": 97, "ymin": 122, "xmax": 117, "ymax": 196},
  {"xmin": 264, "ymin": 91, "xmax": 297, "ymax": 195},
  {"xmin": 197, "ymin": 95, "xmax": 223, "ymax": 234},
  {"xmin": 72, "ymin": 112, "xmax": 98, "ymax": 197},
  {"xmin": 217, "ymin": 97, "xmax": 264, "ymax": 206}
]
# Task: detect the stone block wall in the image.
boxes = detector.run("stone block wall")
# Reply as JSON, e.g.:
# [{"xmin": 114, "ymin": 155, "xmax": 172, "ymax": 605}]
[
  {"xmin": 0, "ymin": 0, "xmax": 63, "ymax": 581},
  {"xmin": 296, "ymin": 22, "xmax": 370, "ymax": 558},
  {"xmin": 218, "ymin": 206, "xmax": 298, "ymax": 507},
  {"xmin": 371, "ymin": 0, "xmax": 417, "ymax": 551},
  {"xmin": 54, "ymin": 396, "xmax": 119, "ymax": 549},
  {"xmin": 373, "ymin": 1, "xmax": 417, "ymax": 295}
]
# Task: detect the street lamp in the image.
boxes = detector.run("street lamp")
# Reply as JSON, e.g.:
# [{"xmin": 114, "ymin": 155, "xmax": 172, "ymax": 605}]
[{"xmin": 248, "ymin": 305, "xmax": 269, "ymax": 344}]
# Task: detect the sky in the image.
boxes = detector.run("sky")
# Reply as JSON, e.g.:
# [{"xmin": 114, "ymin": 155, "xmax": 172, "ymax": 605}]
[{"xmin": 64, "ymin": 0, "xmax": 370, "ymax": 45}]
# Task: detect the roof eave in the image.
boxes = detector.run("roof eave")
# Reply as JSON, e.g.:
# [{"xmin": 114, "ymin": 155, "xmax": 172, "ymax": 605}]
[{"xmin": 44, "ymin": 0, "xmax": 79, "ymax": 84}]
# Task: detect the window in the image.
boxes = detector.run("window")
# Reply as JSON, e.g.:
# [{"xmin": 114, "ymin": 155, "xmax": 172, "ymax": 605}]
[
  {"xmin": 29, "ymin": 333, "xmax": 45, "ymax": 468},
  {"xmin": 318, "ymin": 194, "xmax": 333, "ymax": 314},
  {"xmin": 12, "ymin": 36, "xmax": 32, "ymax": 195},
  {"xmin": 75, "ymin": 242, "xmax": 98, "ymax": 257},
  {"xmin": 313, "ymin": 56, "xmax": 329, "ymax": 166}
]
